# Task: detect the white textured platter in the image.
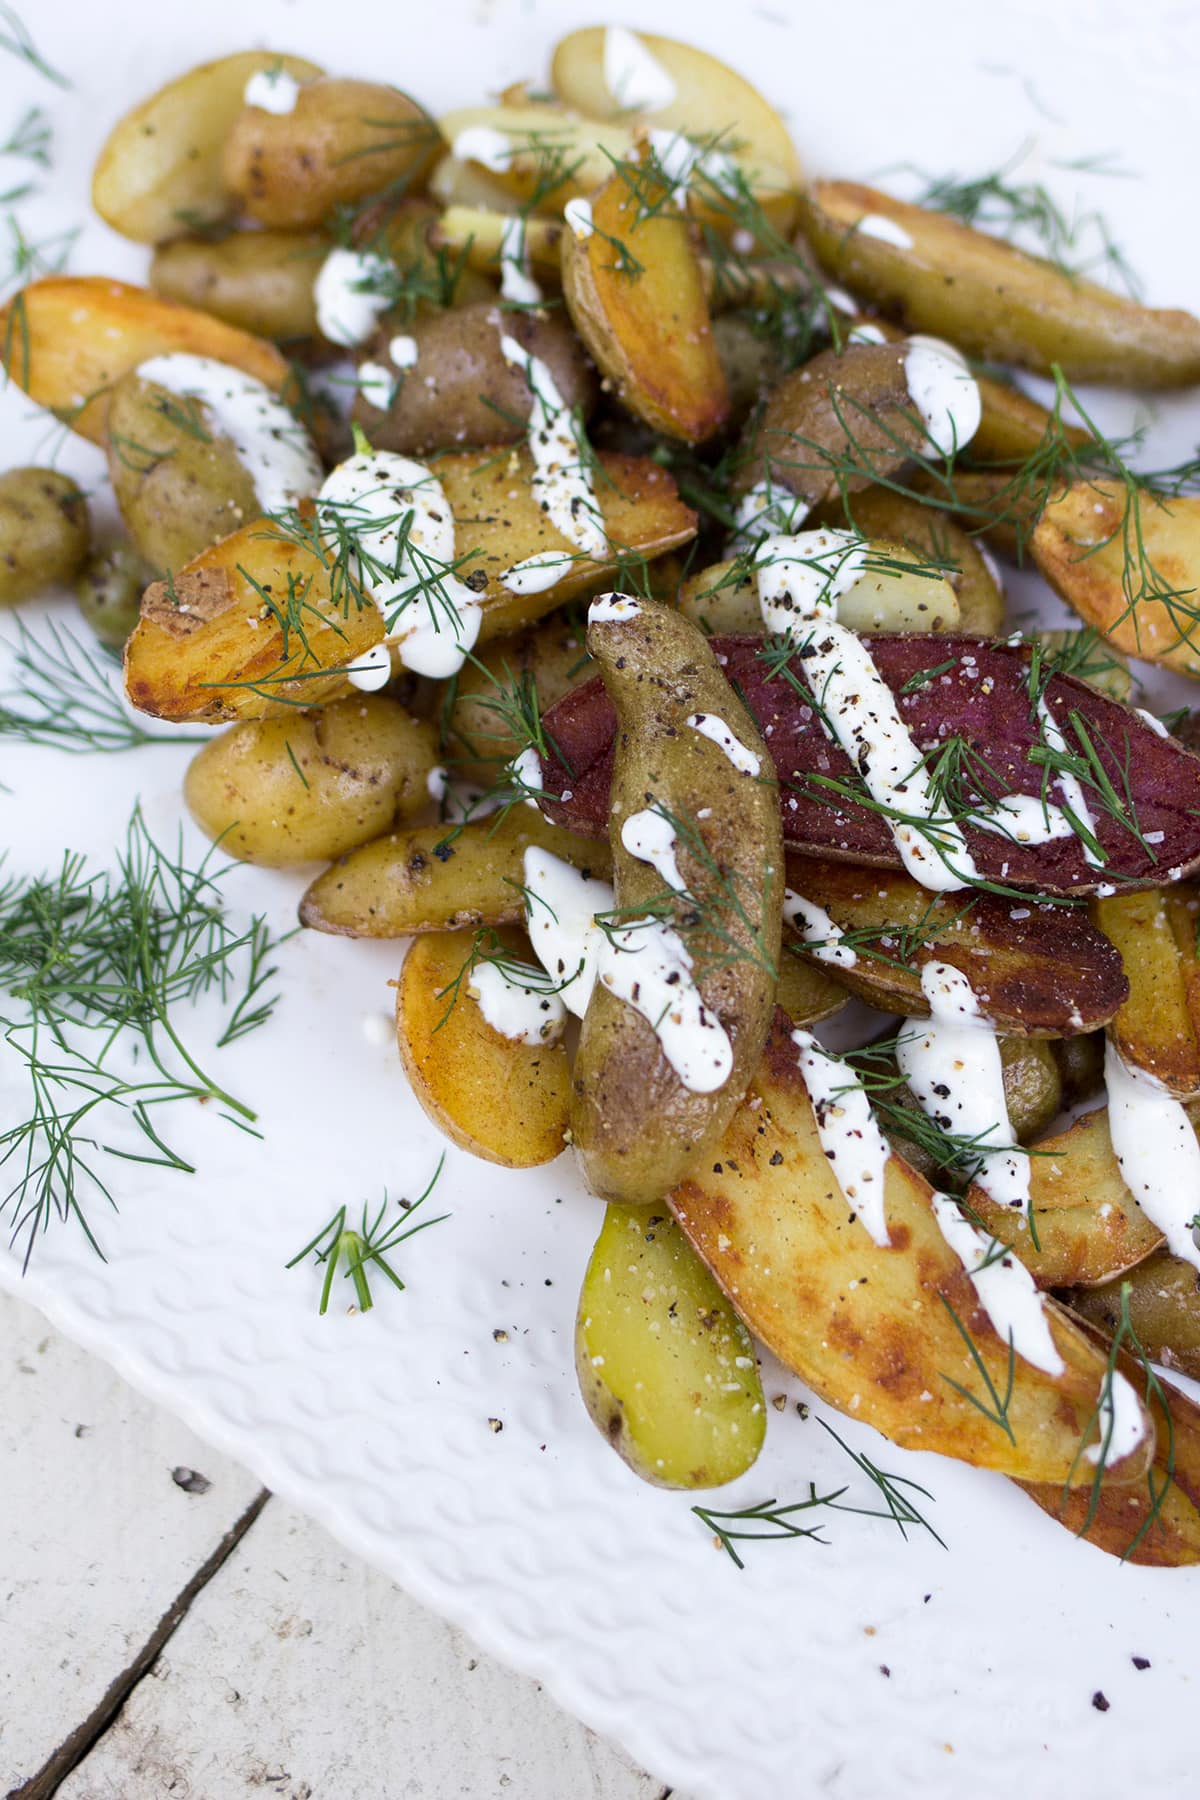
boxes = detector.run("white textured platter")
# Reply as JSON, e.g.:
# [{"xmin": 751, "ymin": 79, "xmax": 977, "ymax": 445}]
[{"xmin": 3, "ymin": 3, "xmax": 1199, "ymax": 1796}]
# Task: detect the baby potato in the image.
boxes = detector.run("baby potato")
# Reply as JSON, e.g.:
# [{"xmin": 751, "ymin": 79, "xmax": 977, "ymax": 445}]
[
  {"xmin": 813, "ymin": 486, "xmax": 1006, "ymax": 636},
  {"xmin": 0, "ymin": 468, "xmax": 90, "ymax": 604},
  {"xmin": 184, "ymin": 695, "xmax": 438, "ymax": 866},
  {"xmin": 75, "ymin": 541, "xmax": 156, "ymax": 649},
  {"xmin": 445, "ymin": 611, "xmax": 591, "ymax": 786},
  {"xmin": 353, "ymin": 300, "xmax": 596, "ymax": 454},
  {"xmin": 105, "ymin": 372, "xmax": 260, "ymax": 572},
  {"xmin": 222, "ymin": 78, "xmax": 439, "ymax": 231},
  {"xmin": 150, "ymin": 231, "xmax": 328, "ymax": 341},
  {"xmin": 92, "ymin": 50, "xmax": 324, "ymax": 244}
]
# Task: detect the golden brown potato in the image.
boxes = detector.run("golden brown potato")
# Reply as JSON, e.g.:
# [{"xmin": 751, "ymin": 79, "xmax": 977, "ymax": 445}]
[
  {"xmin": 1067, "ymin": 1252, "xmax": 1200, "ymax": 1380},
  {"xmin": 91, "ymin": 51, "xmax": 324, "ymax": 244},
  {"xmin": 676, "ymin": 543, "xmax": 960, "ymax": 637},
  {"xmin": 1094, "ymin": 887, "xmax": 1200, "ymax": 1095},
  {"xmin": 75, "ymin": 541, "xmax": 155, "ymax": 648},
  {"xmin": 396, "ymin": 926, "xmax": 571, "ymax": 1167},
  {"xmin": 812, "ymin": 485, "xmax": 1006, "ymax": 636},
  {"xmin": 562, "ymin": 160, "xmax": 728, "ymax": 444},
  {"xmin": 1031, "ymin": 481, "xmax": 1200, "ymax": 681},
  {"xmin": 222, "ymin": 78, "xmax": 439, "ymax": 230},
  {"xmin": 775, "ymin": 951, "xmax": 848, "ymax": 1028},
  {"xmin": 970, "ymin": 376, "xmax": 1092, "ymax": 464},
  {"xmin": 444, "ymin": 613, "xmax": 591, "ymax": 787},
  {"xmin": 150, "ymin": 231, "xmax": 328, "ymax": 341},
  {"xmin": 124, "ymin": 449, "xmax": 695, "ymax": 723},
  {"xmin": 0, "ymin": 277, "xmax": 290, "ymax": 445},
  {"xmin": 798, "ymin": 180, "xmax": 1200, "ymax": 387},
  {"xmin": 299, "ymin": 807, "xmax": 612, "ymax": 938},
  {"xmin": 571, "ymin": 602, "xmax": 783, "ymax": 1206},
  {"xmin": 353, "ymin": 301, "xmax": 596, "ymax": 454},
  {"xmin": 671, "ymin": 1013, "xmax": 1152, "ymax": 1484},
  {"xmin": 0, "ymin": 468, "xmax": 90, "ymax": 604},
  {"xmin": 105, "ymin": 371, "xmax": 261, "ymax": 572},
  {"xmin": 783, "ymin": 857, "xmax": 1128, "ymax": 1038},
  {"xmin": 184, "ymin": 696, "xmax": 437, "ymax": 866},
  {"xmin": 576, "ymin": 1204, "xmax": 766, "ymax": 1488},
  {"xmin": 966, "ymin": 1106, "xmax": 1167, "ymax": 1290}
]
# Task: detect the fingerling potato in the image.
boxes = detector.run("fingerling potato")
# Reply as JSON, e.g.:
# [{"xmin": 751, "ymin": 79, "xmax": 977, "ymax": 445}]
[
  {"xmin": 150, "ymin": 231, "xmax": 328, "ymax": 341},
  {"xmin": 92, "ymin": 50, "xmax": 324, "ymax": 244},
  {"xmin": 1067, "ymin": 1251, "xmax": 1200, "ymax": 1380},
  {"xmin": 676, "ymin": 543, "xmax": 960, "ymax": 637},
  {"xmin": 1093, "ymin": 886, "xmax": 1200, "ymax": 1096},
  {"xmin": 184, "ymin": 696, "xmax": 438, "ymax": 866},
  {"xmin": 0, "ymin": 468, "xmax": 90, "ymax": 604}
]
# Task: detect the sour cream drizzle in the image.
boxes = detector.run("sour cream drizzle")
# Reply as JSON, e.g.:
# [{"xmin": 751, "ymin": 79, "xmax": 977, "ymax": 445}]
[
  {"xmin": 792, "ymin": 1029, "xmax": 891, "ymax": 1245},
  {"xmin": 452, "ymin": 125, "xmax": 514, "ymax": 172},
  {"xmin": 896, "ymin": 962, "xmax": 1030, "ymax": 1215},
  {"xmin": 314, "ymin": 247, "xmax": 393, "ymax": 347},
  {"xmin": 134, "ymin": 353, "xmax": 322, "ymax": 515},
  {"xmin": 928, "ymin": 1193, "xmax": 1064, "ymax": 1376},
  {"xmin": 686, "ymin": 711, "xmax": 761, "ymax": 776},
  {"xmin": 244, "ymin": 67, "xmax": 300, "ymax": 113},
  {"xmin": 469, "ymin": 960, "xmax": 566, "ymax": 1044},
  {"xmin": 498, "ymin": 216, "xmax": 542, "ymax": 306},
  {"xmin": 903, "ymin": 335, "xmax": 981, "ymax": 457},
  {"xmin": 564, "ymin": 197, "xmax": 594, "ymax": 240},
  {"xmin": 1104, "ymin": 1039, "xmax": 1200, "ymax": 1274},
  {"xmin": 318, "ymin": 450, "xmax": 482, "ymax": 681},
  {"xmin": 782, "ymin": 890, "xmax": 858, "ymax": 969},
  {"xmin": 855, "ymin": 213, "xmax": 913, "ymax": 249},
  {"xmin": 1035, "ymin": 693, "xmax": 1104, "ymax": 866},
  {"xmin": 498, "ymin": 336, "xmax": 606, "ymax": 592},
  {"xmin": 645, "ymin": 128, "xmax": 738, "ymax": 207},
  {"xmin": 603, "ymin": 26, "xmax": 677, "ymax": 111},
  {"xmin": 753, "ymin": 528, "xmax": 979, "ymax": 892},
  {"xmin": 621, "ymin": 809, "xmax": 687, "ymax": 892},
  {"xmin": 522, "ymin": 847, "xmax": 733, "ymax": 1093}
]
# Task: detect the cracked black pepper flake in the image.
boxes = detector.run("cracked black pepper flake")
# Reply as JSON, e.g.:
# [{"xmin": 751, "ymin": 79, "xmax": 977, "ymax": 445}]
[
  {"xmin": 1132, "ymin": 1656, "xmax": 1151, "ymax": 1671},
  {"xmin": 171, "ymin": 1466, "xmax": 211, "ymax": 1494},
  {"xmin": 1092, "ymin": 1691, "xmax": 1109, "ymax": 1713},
  {"xmin": 487, "ymin": 1417, "xmax": 503, "ymax": 1433}
]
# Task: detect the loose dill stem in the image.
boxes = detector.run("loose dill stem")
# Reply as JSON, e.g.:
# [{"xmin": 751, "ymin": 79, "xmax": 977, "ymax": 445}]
[
  {"xmin": 287, "ymin": 1158, "xmax": 449, "ymax": 1315},
  {"xmin": 0, "ymin": 617, "xmax": 206, "ymax": 753}
]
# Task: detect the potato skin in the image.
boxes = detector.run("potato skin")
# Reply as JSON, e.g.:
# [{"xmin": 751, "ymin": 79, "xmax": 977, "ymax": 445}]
[
  {"xmin": 1067, "ymin": 1251, "xmax": 1200, "ymax": 1379},
  {"xmin": 222, "ymin": 78, "xmax": 438, "ymax": 230},
  {"xmin": 352, "ymin": 301, "xmax": 596, "ymax": 454},
  {"xmin": 150, "ymin": 231, "xmax": 328, "ymax": 341},
  {"xmin": 184, "ymin": 696, "xmax": 438, "ymax": 865},
  {"xmin": 0, "ymin": 468, "xmax": 90, "ymax": 604},
  {"xmin": 444, "ymin": 611, "xmax": 592, "ymax": 786},
  {"xmin": 105, "ymin": 372, "xmax": 260, "ymax": 573},
  {"xmin": 75, "ymin": 541, "xmax": 155, "ymax": 648}
]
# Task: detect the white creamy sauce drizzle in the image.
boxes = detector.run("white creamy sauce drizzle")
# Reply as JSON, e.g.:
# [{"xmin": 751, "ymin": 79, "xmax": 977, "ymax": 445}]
[
  {"xmin": 244, "ymin": 67, "xmax": 300, "ymax": 114},
  {"xmin": 792, "ymin": 1029, "xmax": 891, "ymax": 1245},
  {"xmin": 510, "ymin": 745, "xmax": 544, "ymax": 806},
  {"xmin": 564, "ymin": 197, "xmax": 595, "ymax": 240},
  {"xmin": 732, "ymin": 479, "xmax": 812, "ymax": 544},
  {"xmin": 522, "ymin": 847, "xmax": 732, "ymax": 1093},
  {"xmin": 469, "ymin": 960, "xmax": 566, "ymax": 1044},
  {"xmin": 134, "ymin": 353, "xmax": 322, "ymax": 515},
  {"xmin": 603, "ymin": 25, "xmax": 677, "ymax": 110},
  {"xmin": 1035, "ymin": 693, "xmax": 1104, "ymax": 866},
  {"xmin": 314, "ymin": 247, "xmax": 393, "ymax": 347},
  {"xmin": 978, "ymin": 541, "xmax": 1005, "ymax": 594},
  {"xmin": 356, "ymin": 361, "xmax": 396, "ymax": 410},
  {"xmin": 686, "ymin": 711, "xmax": 761, "ymax": 776},
  {"xmin": 498, "ymin": 216, "xmax": 543, "ymax": 306},
  {"xmin": 847, "ymin": 322, "xmax": 887, "ymax": 345},
  {"xmin": 753, "ymin": 529, "xmax": 979, "ymax": 892},
  {"xmin": 388, "ymin": 334, "xmax": 419, "ymax": 369},
  {"xmin": 928, "ymin": 1193, "xmax": 1064, "ymax": 1377},
  {"xmin": 453, "ymin": 125, "xmax": 514, "ymax": 172},
  {"xmin": 782, "ymin": 890, "xmax": 858, "ymax": 969},
  {"xmin": 1085, "ymin": 1363, "xmax": 1150, "ymax": 1468},
  {"xmin": 967, "ymin": 791, "xmax": 1075, "ymax": 847},
  {"xmin": 903, "ymin": 335, "xmax": 981, "ymax": 457},
  {"xmin": 645, "ymin": 127, "xmax": 738, "ymax": 208},
  {"xmin": 341, "ymin": 643, "xmax": 392, "ymax": 691},
  {"xmin": 318, "ymin": 451, "xmax": 482, "ymax": 680},
  {"xmin": 855, "ymin": 213, "xmax": 913, "ymax": 249},
  {"xmin": 1104, "ymin": 1039, "xmax": 1200, "ymax": 1273},
  {"xmin": 498, "ymin": 335, "xmax": 606, "ymax": 593},
  {"xmin": 588, "ymin": 593, "xmax": 641, "ymax": 623},
  {"xmin": 1136, "ymin": 706, "xmax": 1170, "ymax": 739},
  {"xmin": 897, "ymin": 961, "xmax": 1030, "ymax": 1215},
  {"xmin": 621, "ymin": 809, "xmax": 687, "ymax": 892}
]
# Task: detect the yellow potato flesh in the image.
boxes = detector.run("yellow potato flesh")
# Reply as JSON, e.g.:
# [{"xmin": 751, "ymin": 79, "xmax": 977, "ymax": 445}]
[{"xmin": 1093, "ymin": 887, "xmax": 1200, "ymax": 1095}]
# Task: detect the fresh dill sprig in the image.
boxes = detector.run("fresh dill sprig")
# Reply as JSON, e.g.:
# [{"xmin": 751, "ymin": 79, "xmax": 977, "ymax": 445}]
[
  {"xmin": 0, "ymin": 616, "xmax": 206, "ymax": 754},
  {"xmin": 0, "ymin": 810, "xmax": 284, "ymax": 1269},
  {"xmin": 937, "ymin": 1293, "xmax": 1017, "ymax": 1442},
  {"xmin": 842, "ymin": 1035, "xmax": 1041, "ymax": 1184},
  {"xmin": 286, "ymin": 1156, "xmax": 448, "ymax": 1315},
  {"xmin": 431, "ymin": 926, "xmax": 569, "ymax": 1033},
  {"xmin": 0, "ymin": 105, "xmax": 50, "ymax": 201},
  {"xmin": 0, "ymin": 3, "xmax": 69, "ymax": 87}
]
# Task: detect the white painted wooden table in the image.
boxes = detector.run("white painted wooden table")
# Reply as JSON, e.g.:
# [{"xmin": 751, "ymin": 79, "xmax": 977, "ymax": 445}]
[{"xmin": 0, "ymin": 1288, "xmax": 684, "ymax": 1799}]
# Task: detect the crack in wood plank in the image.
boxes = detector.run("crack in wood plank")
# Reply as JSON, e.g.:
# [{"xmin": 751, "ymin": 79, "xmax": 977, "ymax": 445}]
[{"xmin": 6, "ymin": 1490, "xmax": 272, "ymax": 1800}]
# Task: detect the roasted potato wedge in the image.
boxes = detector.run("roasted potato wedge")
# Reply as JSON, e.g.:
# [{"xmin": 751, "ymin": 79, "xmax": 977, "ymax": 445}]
[
  {"xmin": 798, "ymin": 180, "xmax": 1200, "ymax": 387},
  {"xmin": 353, "ymin": 301, "xmax": 596, "ymax": 454},
  {"xmin": 91, "ymin": 51, "xmax": 324, "ymax": 244},
  {"xmin": 439, "ymin": 104, "xmax": 634, "ymax": 210},
  {"xmin": 562, "ymin": 161, "xmax": 728, "ymax": 444},
  {"xmin": 184, "ymin": 697, "xmax": 437, "ymax": 866},
  {"xmin": 150, "ymin": 231, "xmax": 328, "ymax": 341},
  {"xmin": 775, "ymin": 951, "xmax": 849, "ymax": 1029},
  {"xmin": 1094, "ymin": 887, "xmax": 1200, "ymax": 1095},
  {"xmin": 551, "ymin": 27, "xmax": 802, "ymax": 199},
  {"xmin": 123, "ymin": 449, "xmax": 694, "ymax": 723},
  {"xmin": 223, "ymin": 78, "xmax": 439, "ymax": 230},
  {"xmin": 576, "ymin": 1204, "xmax": 766, "ymax": 1488},
  {"xmin": 970, "ymin": 376, "xmax": 1092, "ymax": 465},
  {"xmin": 812, "ymin": 486, "xmax": 1005, "ymax": 636},
  {"xmin": 444, "ymin": 612, "xmax": 591, "ymax": 787},
  {"xmin": 783, "ymin": 857, "xmax": 1127, "ymax": 1037},
  {"xmin": 300, "ymin": 808, "xmax": 612, "ymax": 938},
  {"xmin": 396, "ymin": 926, "xmax": 570, "ymax": 1167},
  {"xmin": 572, "ymin": 601, "xmax": 783, "ymax": 1206},
  {"xmin": 1031, "ymin": 481, "xmax": 1200, "ymax": 681},
  {"xmin": 676, "ymin": 543, "xmax": 960, "ymax": 637},
  {"xmin": 0, "ymin": 277, "xmax": 290, "ymax": 445},
  {"xmin": 1019, "ymin": 1314, "xmax": 1200, "ymax": 1565},
  {"xmin": 670, "ymin": 1013, "xmax": 1152, "ymax": 1483},
  {"xmin": 882, "ymin": 1036, "xmax": 1061, "ymax": 1187},
  {"xmin": 966, "ymin": 1106, "xmax": 1168, "ymax": 1290},
  {"xmin": 1067, "ymin": 1252, "xmax": 1200, "ymax": 1381},
  {"xmin": 434, "ymin": 206, "xmax": 563, "ymax": 285},
  {"xmin": 0, "ymin": 468, "xmax": 90, "ymax": 604}
]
